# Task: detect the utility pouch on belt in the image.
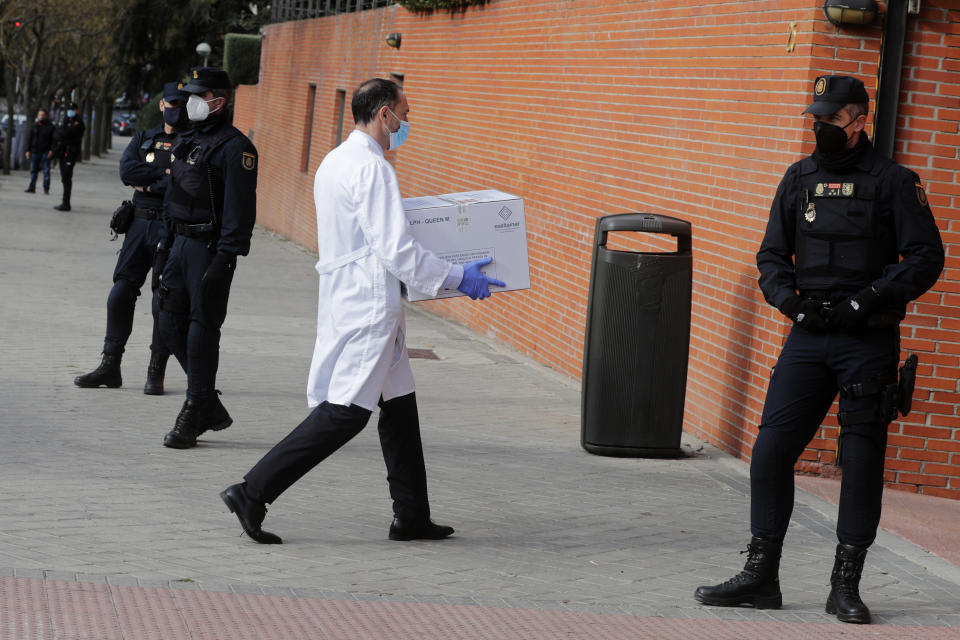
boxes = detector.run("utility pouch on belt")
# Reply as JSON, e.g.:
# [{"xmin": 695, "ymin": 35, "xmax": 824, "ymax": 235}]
[
  {"xmin": 109, "ymin": 200, "xmax": 135, "ymax": 239},
  {"xmin": 898, "ymin": 354, "xmax": 918, "ymax": 417}
]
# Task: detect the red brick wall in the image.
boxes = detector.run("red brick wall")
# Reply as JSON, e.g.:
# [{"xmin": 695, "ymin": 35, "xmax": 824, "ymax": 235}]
[{"xmin": 234, "ymin": 0, "xmax": 960, "ymax": 497}]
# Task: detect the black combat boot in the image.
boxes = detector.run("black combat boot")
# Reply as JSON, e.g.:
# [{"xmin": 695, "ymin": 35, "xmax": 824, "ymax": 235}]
[
  {"xmin": 143, "ymin": 352, "xmax": 169, "ymax": 396},
  {"xmin": 825, "ymin": 543, "xmax": 871, "ymax": 624},
  {"xmin": 163, "ymin": 394, "xmax": 233, "ymax": 449},
  {"xmin": 74, "ymin": 353, "xmax": 122, "ymax": 388},
  {"xmin": 55, "ymin": 183, "xmax": 71, "ymax": 211},
  {"xmin": 163, "ymin": 400, "xmax": 203, "ymax": 449},
  {"xmin": 694, "ymin": 536, "xmax": 783, "ymax": 609}
]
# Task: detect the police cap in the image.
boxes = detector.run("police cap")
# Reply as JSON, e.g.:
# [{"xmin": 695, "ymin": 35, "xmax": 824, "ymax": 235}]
[
  {"xmin": 162, "ymin": 81, "xmax": 189, "ymax": 102},
  {"xmin": 803, "ymin": 75, "xmax": 869, "ymax": 116},
  {"xmin": 180, "ymin": 67, "xmax": 233, "ymax": 94}
]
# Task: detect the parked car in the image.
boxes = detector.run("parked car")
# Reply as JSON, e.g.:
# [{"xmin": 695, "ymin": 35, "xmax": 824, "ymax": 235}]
[{"xmin": 112, "ymin": 113, "xmax": 137, "ymax": 136}]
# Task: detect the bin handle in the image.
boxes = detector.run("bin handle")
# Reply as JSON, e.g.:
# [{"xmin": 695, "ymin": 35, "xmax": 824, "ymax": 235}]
[{"xmin": 596, "ymin": 213, "xmax": 691, "ymax": 252}]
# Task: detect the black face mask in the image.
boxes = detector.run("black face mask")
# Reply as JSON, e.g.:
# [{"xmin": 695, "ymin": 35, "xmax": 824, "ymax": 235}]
[
  {"xmin": 813, "ymin": 118, "xmax": 856, "ymax": 155},
  {"xmin": 163, "ymin": 105, "xmax": 188, "ymax": 127}
]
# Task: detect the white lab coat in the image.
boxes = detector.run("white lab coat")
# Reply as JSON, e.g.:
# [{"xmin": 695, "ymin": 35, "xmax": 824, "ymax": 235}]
[{"xmin": 306, "ymin": 130, "xmax": 453, "ymax": 411}]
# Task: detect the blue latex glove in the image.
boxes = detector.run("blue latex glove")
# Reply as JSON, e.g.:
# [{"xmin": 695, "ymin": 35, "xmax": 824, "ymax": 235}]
[{"xmin": 457, "ymin": 257, "xmax": 506, "ymax": 300}]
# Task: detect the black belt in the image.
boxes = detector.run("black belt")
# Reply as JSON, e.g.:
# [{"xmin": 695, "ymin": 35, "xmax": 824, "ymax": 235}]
[
  {"xmin": 171, "ymin": 221, "xmax": 216, "ymax": 238},
  {"xmin": 799, "ymin": 291, "xmax": 902, "ymax": 329},
  {"xmin": 799, "ymin": 290, "xmax": 853, "ymax": 304},
  {"xmin": 134, "ymin": 207, "xmax": 162, "ymax": 221}
]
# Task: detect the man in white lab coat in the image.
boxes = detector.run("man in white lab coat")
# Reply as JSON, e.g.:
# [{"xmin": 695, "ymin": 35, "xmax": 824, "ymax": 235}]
[{"xmin": 220, "ymin": 78, "xmax": 505, "ymax": 544}]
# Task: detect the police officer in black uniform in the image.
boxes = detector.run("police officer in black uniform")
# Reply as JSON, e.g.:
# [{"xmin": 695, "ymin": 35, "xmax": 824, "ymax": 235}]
[
  {"xmin": 694, "ymin": 76, "xmax": 944, "ymax": 623},
  {"xmin": 159, "ymin": 67, "xmax": 257, "ymax": 449},
  {"xmin": 52, "ymin": 102, "xmax": 85, "ymax": 211},
  {"xmin": 74, "ymin": 83, "xmax": 189, "ymax": 394}
]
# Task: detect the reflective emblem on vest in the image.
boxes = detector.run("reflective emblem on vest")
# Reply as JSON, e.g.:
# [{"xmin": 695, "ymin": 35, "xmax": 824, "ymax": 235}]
[{"xmin": 814, "ymin": 182, "xmax": 856, "ymax": 198}]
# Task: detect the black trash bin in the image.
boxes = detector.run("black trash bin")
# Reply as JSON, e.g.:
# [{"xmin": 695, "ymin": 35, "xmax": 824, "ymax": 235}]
[{"xmin": 581, "ymin": 213, "xmax": 692, "ymax": 458}]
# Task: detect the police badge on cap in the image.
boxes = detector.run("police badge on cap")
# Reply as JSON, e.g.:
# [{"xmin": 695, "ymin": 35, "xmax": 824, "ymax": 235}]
[
  {"xmin": 180, "ymin": 67, "xmax": 234, "ymax": 94},
  {"xmin": 803, "ymin": 75, "xmax": 869, "ymax": 116}
]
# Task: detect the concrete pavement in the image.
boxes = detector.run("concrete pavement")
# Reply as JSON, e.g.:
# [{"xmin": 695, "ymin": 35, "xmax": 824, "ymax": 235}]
[{"xmin": 1, "ymin": 151, "xmax": 959, "ymax": 639}]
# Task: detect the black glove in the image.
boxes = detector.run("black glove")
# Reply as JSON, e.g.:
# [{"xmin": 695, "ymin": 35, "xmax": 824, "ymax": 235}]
[
  {"xmin": 827, "ymin": 285, "xmax": 883, "ymax": 331},
  {"xmin": 780, "ymin": 295, "xmax": 828, "ymax": 333},
  {"xmin": 201, "ymin": 251, "xmax": 236, "ymax": 296}
]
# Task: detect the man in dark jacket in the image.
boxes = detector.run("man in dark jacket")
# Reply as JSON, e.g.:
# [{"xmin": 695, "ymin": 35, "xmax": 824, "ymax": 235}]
[
  {"xmin": 52, "ymin": 102, "xmax": 85, "ymax": 211},
  {"xmin": 74, "ymin": 83, "xmax": 189, "ymax": 394},
  {"xmin": 694, "ymin": 76, "xmax": 944, "ymax": 624},
  {"xmin": 24, "ymin": 108, "xmax": 55, "ymax": 194},
  {"xmin": 158, "ymin": 67, "xmax": 258, "ymax": 449}
]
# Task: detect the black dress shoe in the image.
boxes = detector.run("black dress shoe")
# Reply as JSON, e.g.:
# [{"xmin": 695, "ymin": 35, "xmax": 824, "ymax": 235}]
[
  {"xmin": 220, "ymin": 483, "xmax": 282, "ymax": 544},
  {"xmin": 54, "ymin": 203, "xmax": 70, "ymax": 211},
  {"xmin": 388, "ymin": 517, "xmax": 455, "ymax": 541}
]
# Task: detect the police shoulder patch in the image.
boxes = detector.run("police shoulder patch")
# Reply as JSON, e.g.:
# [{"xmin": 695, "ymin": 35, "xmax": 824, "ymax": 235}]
[
  {"xmin": 915, "ymin": 182, "xmax": 928, "ymax": 207},
  {"xmin": 242, "ymin": 152, "xmax": 256, "ymax": 171}
]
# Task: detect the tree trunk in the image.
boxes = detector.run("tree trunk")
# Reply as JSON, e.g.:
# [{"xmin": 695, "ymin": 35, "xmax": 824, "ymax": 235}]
[
  {"xmin": 93, "ymin": 99, "xmax": 105, "ymax": 157},
  {"xmin": 82, "ymin": 99, "xmax": 93, "ymax": 161},
  {"xmin": 102, "ymin": 98, "xmax": 113, "ymax": 153}
]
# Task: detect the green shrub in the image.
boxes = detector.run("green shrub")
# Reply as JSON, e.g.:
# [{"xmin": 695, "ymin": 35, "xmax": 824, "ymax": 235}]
[
  {"xmin": 223, "ymin": 33, "xmax": 262, "ymax": 86},
  {"xmin": 397, "ymin": 0, "xmax": 485, "ymax": 11},
  {"xmin": 137, "ymin": 94, "xmax": 162, "ymax": 131}
]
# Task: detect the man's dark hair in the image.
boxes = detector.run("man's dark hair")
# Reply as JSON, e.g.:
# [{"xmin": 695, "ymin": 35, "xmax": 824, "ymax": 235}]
[{"xmin": 352, "ymin": 78, "xmax": 401, "ymax": 125}]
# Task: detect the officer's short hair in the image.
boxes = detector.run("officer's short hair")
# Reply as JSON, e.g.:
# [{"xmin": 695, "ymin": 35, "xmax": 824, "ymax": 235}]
[
  {"xmin": 844, "ymin": 102, "xmax": 868, "ymax": 120},
  {"xmin": 211, "ymin": 88, "xmax": 233, "ymax": 103},
  {"xmin": 352, "ymin": 78, "xmax": 401, "ymax": 126}
]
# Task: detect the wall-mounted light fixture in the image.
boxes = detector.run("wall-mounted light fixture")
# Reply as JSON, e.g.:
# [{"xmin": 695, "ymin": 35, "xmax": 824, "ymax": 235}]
[
  {"xmin": 386, "ymin": 32, "xmax": 401, "ymax": 49},
  {"xmin": 823, "ymin": 0, "xmax": 879, "ymax": 25}
]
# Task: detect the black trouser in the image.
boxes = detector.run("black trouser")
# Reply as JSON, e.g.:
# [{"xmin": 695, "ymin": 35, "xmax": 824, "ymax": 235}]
[
  {"xmin": 244, "ymin": 393, "xmax": 431, "ymax": 522},
  {"xmin": 103, "ymin": 217, "xmax": 168, "ymax": 357},
  {"xmin": 750, "ymin": 325, "xmax": 899, "ymax": 547},
  {"xmin": 158, "ymin": 235, "xmax": 232, "ymax": 402},
  {"xmin": 59, "ymin": 155, "xmax": 75, "ymax": 205}
]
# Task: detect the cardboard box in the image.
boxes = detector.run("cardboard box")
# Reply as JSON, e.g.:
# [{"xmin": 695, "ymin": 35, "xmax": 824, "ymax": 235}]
[{"xmin": 402, "ymin": 189, "xmax": 530, "ymax": 301}]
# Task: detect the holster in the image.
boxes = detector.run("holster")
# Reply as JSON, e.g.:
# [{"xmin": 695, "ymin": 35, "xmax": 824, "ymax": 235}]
[
  {"xmin": 898, "ymin": 354, "xmax": 918, "ymax": 417},
  {"xmin": 157, "ymin": 283, "xmax": 190, "ymax": 314},
  {"xmin": 152, "ymin": 241, "xmax": 170, "ymax": 291}
]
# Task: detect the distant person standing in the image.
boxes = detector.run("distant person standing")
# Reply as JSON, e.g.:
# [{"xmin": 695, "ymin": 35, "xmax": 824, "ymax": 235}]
[
  {"xmin": 52, "ymin": 102, "xmax": 84, "ymax": 211},
  {"xmin": 24, "ymin": 108, "xmax": 55, "ymax": 195},
  {"xmin": 74, "ymin": 83, "xmax": 189, "ymax": 394}
]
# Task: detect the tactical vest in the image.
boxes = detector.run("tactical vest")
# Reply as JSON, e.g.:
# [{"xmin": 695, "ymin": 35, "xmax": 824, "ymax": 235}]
[
  {"xmin": 165, "ymin": 123, "xmax": 241, "ymax": 224},
  {"xmin": 794, "ymin": 153, "xmax": 896, "ymax": 296},
  {"xmin": 132, "ymin": 130, "xmax": 176, "ymax": 209}
]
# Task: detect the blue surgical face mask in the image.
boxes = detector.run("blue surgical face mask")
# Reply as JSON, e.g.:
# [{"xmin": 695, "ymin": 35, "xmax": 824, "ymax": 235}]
[
  {"xmin": 66, "ymin": 110, "xmax": 76, "ymax": 118},
  {"xmin": 387, "ymin": 108, "xmax": 410, "ymax": 150}
]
